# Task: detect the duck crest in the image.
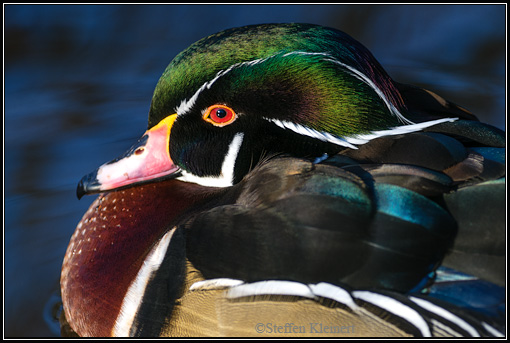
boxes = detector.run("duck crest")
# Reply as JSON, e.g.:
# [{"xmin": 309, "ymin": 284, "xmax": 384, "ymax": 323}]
[
  {"xmin": 150, "ymin": 23, "xmax": 407, "ymax": 129},
  {"xmin": 64, "ymin": 23, "xmax": 505, "ymax": 337}
]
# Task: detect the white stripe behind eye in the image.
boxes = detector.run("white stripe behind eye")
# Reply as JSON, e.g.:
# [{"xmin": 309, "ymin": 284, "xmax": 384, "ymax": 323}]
[
  {"xmin": 265, "ymin": 118, "xmax": 358, "ymax": 149},
  {"xmin": 342, "ymin": 117, "xmax": 458, "ymax": 145},
  {"xmin": 265, "ymin": 117, "xmax": 457, "ymax": 149},
  {"xmin": 175, "ymin": 50, "xmax": 457, "ymax": 150}
]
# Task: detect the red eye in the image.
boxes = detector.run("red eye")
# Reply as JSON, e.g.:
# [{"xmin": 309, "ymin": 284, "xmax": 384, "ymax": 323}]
[{"xmin": 203, "ymin": 105, "xmax": 237, "ymax": 126}]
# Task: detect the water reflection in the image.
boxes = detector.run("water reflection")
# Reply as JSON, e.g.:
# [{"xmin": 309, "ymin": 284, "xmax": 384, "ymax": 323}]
[{"xmin": 4, "ymin": 4, "xmax": 505, "ymax": 337}]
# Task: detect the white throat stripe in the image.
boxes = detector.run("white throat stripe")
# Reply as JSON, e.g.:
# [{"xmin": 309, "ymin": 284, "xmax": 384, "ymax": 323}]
[{"xmin": 178, "ymin": 132, "xmax": 244, "ymax": 187}]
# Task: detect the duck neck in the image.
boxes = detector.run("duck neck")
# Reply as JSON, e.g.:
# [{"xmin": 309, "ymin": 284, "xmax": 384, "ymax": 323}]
[{"xmin": 61, "ymin": 179, "xmax": 224, "ymax": 336}]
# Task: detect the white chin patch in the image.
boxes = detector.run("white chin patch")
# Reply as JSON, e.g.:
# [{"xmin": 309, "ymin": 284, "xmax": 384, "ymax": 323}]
[{"xmin": 177, "ymin": 132, "xmax": 245, "ymax": 187}]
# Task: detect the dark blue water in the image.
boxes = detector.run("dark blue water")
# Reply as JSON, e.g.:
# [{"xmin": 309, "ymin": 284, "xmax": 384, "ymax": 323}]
[{"xmin": 4, "ymin": 4, "xmax": 505, "ymax": 337}]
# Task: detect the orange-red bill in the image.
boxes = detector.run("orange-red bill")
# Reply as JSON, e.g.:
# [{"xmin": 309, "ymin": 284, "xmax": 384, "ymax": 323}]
[{"xmin": 77, "ymin": 115, "xmax": 179, "ymax": 199}]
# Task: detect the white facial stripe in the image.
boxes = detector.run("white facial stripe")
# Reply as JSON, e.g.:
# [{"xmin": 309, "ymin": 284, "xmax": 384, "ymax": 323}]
[
  {"xmin": 177, "ymin": 132, "xmax": 244, "ymax": 187},
  {"xmin": 282, "ymin": 51, "xmax": 412, "ymax": 125},
  {"xmin": 112, "ymin": 227, "xmax": 176, "ymax": 337},
  {"xmin": 222, "ymin": 132, "xmax": 244, "ymax": 181},
  {"xmin": 283, "ymin": 51, "xmax": 332, "ymax": 57},
  {"xmin": 176, "ymin": 50, "xmax": 457, "ymax": 155},
  {"xmin": 264, "ymin": 118, "xmax": 358, "ymax": 149},
  {"xmin": 343, "ymin": 117, "xmax": 458, "ymax": 144},
  {"xmin": 176, "ymin": 50, "xmax": 409, "ymax": 123},
  {"xmin": 265, "ymin": 117, "xmax": 457, "ymax": 149},
  {"xmin": 176, "ymin": 51, "xmax": 360, "ymax": 116},
  {"xmin": 323, "ymin": 57, "xmax": 414, "ymax": 125},
  {"xmin": 176, "ymin": 57, "xmax": 271, "ymax": 115}
]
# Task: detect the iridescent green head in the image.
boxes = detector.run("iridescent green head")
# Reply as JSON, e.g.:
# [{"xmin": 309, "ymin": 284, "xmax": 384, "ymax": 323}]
[
  {"xmin": 77, "ymin": 23, "xmax": 456, "ymax": 196},
  {"xmin": 149, "ymin": 23, "xmax": 407, "ymax": 131}
]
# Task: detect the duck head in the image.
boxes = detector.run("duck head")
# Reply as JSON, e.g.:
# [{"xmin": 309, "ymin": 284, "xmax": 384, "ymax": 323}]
[
  {"xmin": 65, "ymin": 23, "xmax": 507, "ymax": 337},
  {"xmin": 77, "ymin": 23, "xmax": 456, "ymax": 197}
]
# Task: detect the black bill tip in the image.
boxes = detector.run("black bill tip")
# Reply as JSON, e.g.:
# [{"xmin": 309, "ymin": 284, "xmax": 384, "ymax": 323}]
[{"xmin": 76, "ymin": 169, "xmax": 101, "ymax": 200}]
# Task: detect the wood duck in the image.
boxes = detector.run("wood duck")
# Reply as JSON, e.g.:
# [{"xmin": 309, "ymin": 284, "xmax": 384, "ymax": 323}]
[{"xmin": 61, "ymin": 23, "xmax": 506, "ymax": 337}]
